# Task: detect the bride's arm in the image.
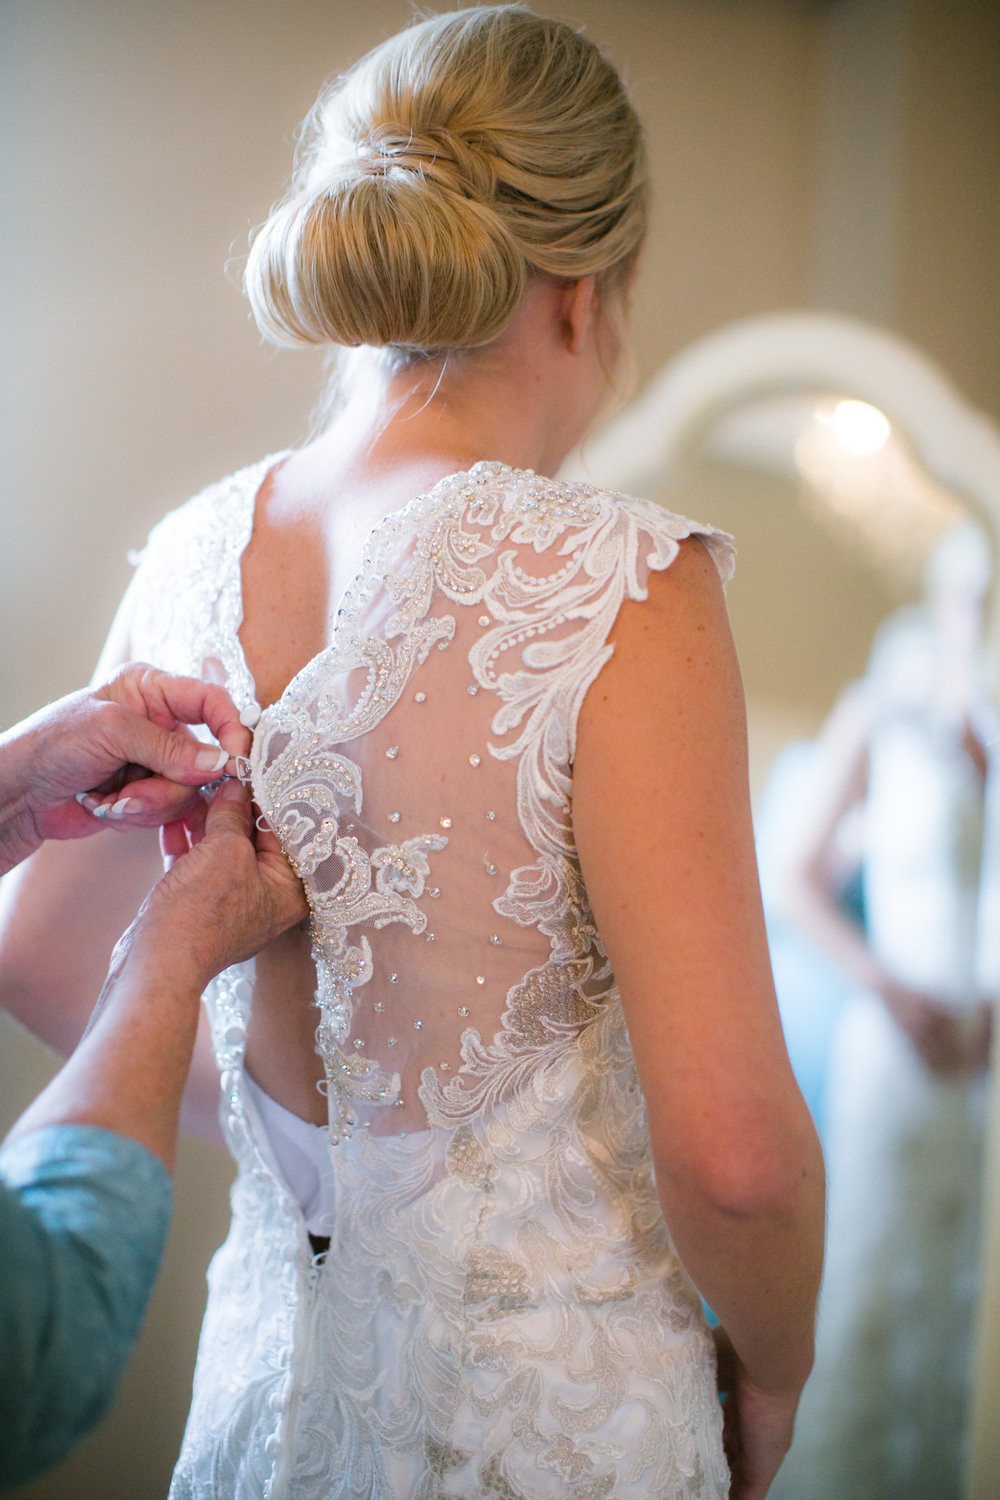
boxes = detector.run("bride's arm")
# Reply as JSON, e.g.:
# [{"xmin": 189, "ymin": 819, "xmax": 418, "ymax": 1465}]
[
  {"xmin": 0, "ymin": 590, "xmax": 225, "ymax": 1141},
  {"xmin": 573, "ymin": 538, "xmax": 824, "ymax": 1499}
]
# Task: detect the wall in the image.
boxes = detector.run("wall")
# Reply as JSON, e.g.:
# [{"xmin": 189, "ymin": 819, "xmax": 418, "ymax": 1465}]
[{"xmin": 0, "ymin": 2, "xmax": 996, "ymax": 1494}]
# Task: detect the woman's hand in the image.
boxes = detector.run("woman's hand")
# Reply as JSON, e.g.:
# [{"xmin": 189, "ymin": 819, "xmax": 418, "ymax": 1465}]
[
  {"xmin": 714, "ymin": 1327, "xmax": 803, "ymax": 1499},
  {"xmin": 130, "ymin": 778, "xmax": 308, "ymax": 987},
  {"xmin": 6, "ymin": 779, "xmax": 307, "ymax": 1169},
  {"xmin": 0, "ymin": 664, "xmax": 251, "ymax": 871},
  {"xmin": 878, "ymin": 978, "xmax": 993, "ymax": 1075}
]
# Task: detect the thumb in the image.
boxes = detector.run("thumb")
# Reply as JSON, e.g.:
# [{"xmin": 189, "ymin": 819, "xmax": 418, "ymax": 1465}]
[
  {"xmin": 253, "ymin": 816, "xmax": 288, "ymax": 862},
  {"xmin": 201, "ymin": 777, "xmax": 254, "ymax": 841}
]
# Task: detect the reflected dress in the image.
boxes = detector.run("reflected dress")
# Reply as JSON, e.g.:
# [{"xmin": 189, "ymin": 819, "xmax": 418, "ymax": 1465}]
[
  {"xmin": 772, "ymin": 666, "xmax": 1000, "ymax": 1500},
  {"xmin": 124, "ymin": 458, "xmax": 735, "ymax": 1499}
]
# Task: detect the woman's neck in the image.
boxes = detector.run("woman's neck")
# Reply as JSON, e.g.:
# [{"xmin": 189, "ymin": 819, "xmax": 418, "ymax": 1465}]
[{"xmin": 305, "ymin": 275, "xmax": 613, "ymax": 491}]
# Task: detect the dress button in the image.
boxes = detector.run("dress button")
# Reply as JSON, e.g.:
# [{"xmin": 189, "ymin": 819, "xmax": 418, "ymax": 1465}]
[{"xmin": 240, "ymin": 702, "xmax": 262, "ymax": 729}]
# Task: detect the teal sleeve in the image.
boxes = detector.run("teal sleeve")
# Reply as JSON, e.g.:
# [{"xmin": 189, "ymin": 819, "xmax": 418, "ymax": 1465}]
[{"xmin": 0, "ymin": 1124, "xmax": 172, "ymax": 1490}]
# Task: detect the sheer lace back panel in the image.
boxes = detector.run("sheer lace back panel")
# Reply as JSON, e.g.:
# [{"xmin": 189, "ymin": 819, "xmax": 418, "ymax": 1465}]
[{"xmin": 248, "ymin": 464, "xmax": 733, "ymax": 1146}]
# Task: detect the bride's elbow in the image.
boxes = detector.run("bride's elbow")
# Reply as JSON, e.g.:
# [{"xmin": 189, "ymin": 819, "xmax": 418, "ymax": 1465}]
[{"xmin": 652, "ymin": 1116, "xmax": 824, "ymax": 1225}]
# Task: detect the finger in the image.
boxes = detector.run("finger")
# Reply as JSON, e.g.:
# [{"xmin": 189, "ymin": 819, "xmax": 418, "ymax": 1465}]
[
  {"xmin": 144, "ymin": 674, "xmax": 252, "ymax": 759},
  {"xmin": 98, "ymin": 711, "xmax": 238, "ymax": 789},
  {"xmin": 253, "ymin": 818, "xmax": 287, "ymax": 860},
  {"xmin": 201, "ymin": 777, "xmax": 254, "ymax": 842},
  {"xmin": 100, "ymin": 664, "xmax": 250, "ymax": 751},
  {"xmin": 265, "ymin": 868, "xmax": 310, "ymax": 936},
  {"xmin": 94, "ymin": 669, "xmax": 251, "ymax": 778},
  {"xmin": 160, "ymin": 819, "xmax": 190, "ymax": 866},
  {"xmin": 180, "ymin": 792, "xmax": 210, "ymax": 847},
  {"xmin": 89, "ymin": 777, "xmax": 208, "ymax": 828}
]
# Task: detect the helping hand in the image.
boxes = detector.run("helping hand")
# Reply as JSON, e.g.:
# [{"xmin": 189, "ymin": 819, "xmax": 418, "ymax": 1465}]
[
  {"xmin": 137, "ymin": 779, "xmax": 308, "ymax": 984},
  {"xmin": 0, "ymin": 664, "xmax": 251, "ymax": 870}
]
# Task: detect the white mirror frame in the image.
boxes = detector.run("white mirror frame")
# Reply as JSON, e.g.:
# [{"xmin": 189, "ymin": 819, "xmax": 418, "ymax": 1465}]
[{"xmin": 567, "ymin": 310, "xmax": 1000, "ymax": 1497}]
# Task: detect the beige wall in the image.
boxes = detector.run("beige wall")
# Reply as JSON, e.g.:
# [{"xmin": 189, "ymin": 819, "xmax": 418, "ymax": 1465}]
[
  {"xmin": 1, "ymin": 2, "xmax": 997, "ymax": 1495},
  {"xmin": 895, "ymin": 0, "xmax": 1000, "ymax": 421}
]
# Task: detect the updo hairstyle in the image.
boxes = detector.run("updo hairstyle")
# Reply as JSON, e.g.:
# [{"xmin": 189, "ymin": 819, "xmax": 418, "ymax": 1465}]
[{"xmin": 244, "ymin": 5, "xmax": 648, "ymax": 355}]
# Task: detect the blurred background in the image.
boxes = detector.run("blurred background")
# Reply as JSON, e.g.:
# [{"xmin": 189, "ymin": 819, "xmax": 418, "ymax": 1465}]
[{"xmin": 1, "ymin": 0, "xmax": 998, "ymax": 1495}]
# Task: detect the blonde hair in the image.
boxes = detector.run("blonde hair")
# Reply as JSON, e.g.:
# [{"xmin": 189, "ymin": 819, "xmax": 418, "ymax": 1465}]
[{"xmin": 244, "ymin": 5, "xmax": 647, "ymax": 355}]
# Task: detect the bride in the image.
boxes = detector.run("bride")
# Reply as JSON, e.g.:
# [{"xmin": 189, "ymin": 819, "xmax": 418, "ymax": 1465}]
[{"xmin": 0, "ymin": 8, "xmax": 823, "ymax": 1497}]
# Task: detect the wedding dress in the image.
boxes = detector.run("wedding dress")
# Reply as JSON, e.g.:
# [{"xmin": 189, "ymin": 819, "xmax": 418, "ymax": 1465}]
[
  {"xmin": 771, "ymin": 618, "xmax": 1000, "ymax": 1500},
  {"xmin": 125, "ymin": 457, "xmax": 734, "ymax": 1499}
]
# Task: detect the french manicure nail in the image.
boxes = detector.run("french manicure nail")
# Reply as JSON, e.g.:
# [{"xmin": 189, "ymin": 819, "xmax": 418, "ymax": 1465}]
[
  {"xmin": 196, "ymin": 745, "xmax": 230, "ymax": 773},
  {"xmin": 75, "ymin": 792, "xmax": 101, "ymax": 813},
  {"xmin": 99, "ymin": 798, "xmax": 139, "ymax": 820}
]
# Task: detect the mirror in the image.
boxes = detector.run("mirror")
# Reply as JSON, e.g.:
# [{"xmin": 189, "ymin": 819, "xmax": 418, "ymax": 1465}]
[{"xmin": 566, "ymin": 310, "xmax": 1000, "ymax": 1497}]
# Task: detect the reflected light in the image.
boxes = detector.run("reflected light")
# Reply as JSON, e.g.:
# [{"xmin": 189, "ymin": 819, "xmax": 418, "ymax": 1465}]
[
  {"xmin": 793, "ymin": 396, "xmax": 964, "ymax": 586},
  {"xmin": 830, "ymin": 399, "xmax": 891, "ymax": 456}
]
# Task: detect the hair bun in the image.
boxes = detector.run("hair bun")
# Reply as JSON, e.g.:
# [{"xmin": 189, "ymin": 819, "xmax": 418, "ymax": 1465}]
[
  {"xmin": 246, "ymin": 162, "xmax": 525, "ymax": 351},
  {"xmin": 354, "ymin": 123, "xmax": 497, "ymax": 205},
  {"xmin": 244, "ymin": 6, "xmax": 647, "ymax": 356}
]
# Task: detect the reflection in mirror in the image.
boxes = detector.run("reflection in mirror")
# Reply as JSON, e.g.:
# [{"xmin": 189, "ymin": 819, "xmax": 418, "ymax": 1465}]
[
  {"xmin": 663, "ymin": 388, "xmax": 972, "ymax": 796},
  {"xmin": 665, "ymin": 394, "xmax": 996, "ymax": 1500},
  {"xmin": 568, "ymin": 315, "xmax": 1000, "ymax": 1497}
]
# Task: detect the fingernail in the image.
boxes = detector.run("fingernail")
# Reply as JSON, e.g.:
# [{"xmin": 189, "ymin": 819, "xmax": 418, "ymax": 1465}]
[
  {"xmin": 75, "ymin": 792, "xmax": 101, "ymax": 813},
  {"xmin": 95, "ymin": 797, "xmax": 139, "ymax": 820},
  {"xmin": 196, "ymin": 746, "xmax": 231, "ymax": 774}
]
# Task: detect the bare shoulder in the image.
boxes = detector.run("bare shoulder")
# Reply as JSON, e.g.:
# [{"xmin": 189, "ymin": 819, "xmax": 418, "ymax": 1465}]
[
  {"xmin": 616, "ymin": 530, "xmax": 731, "ymax": 639},
  {"xmin": 577, "ymin": 532, "xmax": 744, "ymax": 773}
]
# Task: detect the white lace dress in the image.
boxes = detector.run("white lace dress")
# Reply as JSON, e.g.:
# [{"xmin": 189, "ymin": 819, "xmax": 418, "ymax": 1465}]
[
  {"xmin": 771, "ymin": 679, "xmax": 1000, "ymax": 1500},
  {"xmin": 125, "ymin": 458, "xmax": 735, "ymax": 1500}
]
